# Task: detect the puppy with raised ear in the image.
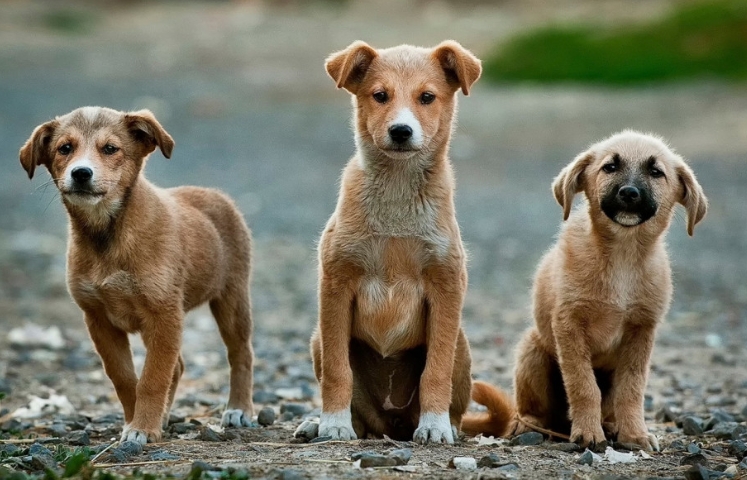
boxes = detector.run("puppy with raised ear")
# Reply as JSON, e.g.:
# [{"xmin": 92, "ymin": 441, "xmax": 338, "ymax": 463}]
[
  {"xmin": 463, "ymin": 131, "xmax": 707, "ymax": 451},
  {"xmin": 19, "ymin": 107, "xmax": 255, "ymax": 444},
  {"xmin": 301, "ymin": 41, "xmax": 481, "ymax": 444}
]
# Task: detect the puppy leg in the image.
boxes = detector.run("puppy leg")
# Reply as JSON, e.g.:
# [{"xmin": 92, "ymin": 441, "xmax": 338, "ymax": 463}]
[
  {"xmin": 210, "ymin": 286, "xmax": 255, "ymax": 428},
  {"xmin": 613, "ymin": 324, "xmax": 658, "ymax": 451},
  {"xmin": 513, "ymin": 328, "xmax": 556, "ymax": 435},
  {"xmin": 85, "ymin": 312, "xmax": 138, "ymax": 423},
  {"xmin": 414, "ymin": 265, "xmax": 465, "ymax": 445},
  {"xmin": 450, "ymin": 329, "xmax": 472, "ymax": 438},
  {"xmin": 123, "ymin": 309, "xmax": 182, "ymax": 445},
  {"xmin": 554, "ymin": 317, "xmax": 606, "ymax": 449},
  {"xmin": 317, "ymin": 275, "xmax": 356, "ymax": 440},
  {"xmin": 162, "ymin": 355, "xmax": 184, "ymax": 429}
]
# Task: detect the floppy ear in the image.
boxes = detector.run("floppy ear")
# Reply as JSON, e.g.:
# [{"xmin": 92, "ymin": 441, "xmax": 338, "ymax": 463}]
[
  {"xmin": 552, "ymin": 150, "xmax": 595, "ymax": 221},
  {"xmin": 124, "ymin": 109, "xmax": 174, "ymax": 158},
  {"xmin": 676, "ymin": 162, "xmax": 707, "ymax": 236},
  {"xmin": 19, "ymin": 120, "xmax": 58, "ymax": 180},
  {"xmin": 432, "ymin": 40, "xmax": 482, "ymax": 95},
  {"xmin": 325, "ymin": 41, "xmax": 379, "ymax": 94}
]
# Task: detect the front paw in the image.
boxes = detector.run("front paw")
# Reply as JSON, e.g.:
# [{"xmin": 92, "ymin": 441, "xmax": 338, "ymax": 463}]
[
  {"xmin": 121, "ymin": 424, "xmax": 161, "ymax": 445},
  {"xmin": 570, "ymin": 419, "xmax": 607, "ymax": 451},
  {"xmin": 617, "ymin": 430, "xmax": 659, "ymax": 452},
  {"xmin": 221, "ymin": 408, "xmax": 254, "ymax": 428},
  {"xmin": 319, "ymin": 410, "xmax": 357, "ymax": 441},
  {"xmin": 413, "ymin": 412, "xmax": 454, "ymax": 444}
]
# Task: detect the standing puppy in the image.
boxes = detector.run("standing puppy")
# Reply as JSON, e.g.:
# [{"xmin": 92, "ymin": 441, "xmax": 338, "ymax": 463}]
[
  {"xmin": 19, "ymin": 107, "xmax": 255, "ymax": 444},
  {"xmin": 464, "ymin": 131, "xmax": 707, "ymax": 451},
  {"xmin": 307, "ymin": 41, "xmax": 481, "ymax": 444}
]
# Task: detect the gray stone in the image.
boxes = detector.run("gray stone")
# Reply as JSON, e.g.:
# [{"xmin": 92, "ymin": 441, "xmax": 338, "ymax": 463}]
[
  {"xmin": 280, "ymin": 403, "xmax": 308, "ymax": 418},
  {"xmin": 683, "ymin": 416, "xmax": 705, "ymax": 435},
  {"xmin": 0, "ymin": 444, "xmax": 20, "ymax": 456},
  {"xmin": 680, "ymin": 453, "xmax": 709, "ymax": 467},
  {"xmin": 705, "ymin": 410, "xmax": 735, "ymax": 431},
  {"xmin": 28, "ymin": 444, "xmax": 56, "ymax": 471},
  {"xmin": 667, "ymin": 439, "xmax": 686, "ymax": 451},
  {"xmin": 0, "ymin": 378, "xmax": 10, "ymax": 395},
  {"xmin": 545, "ymin": 442, "xmax": 581, "ymax": 452},
  {"xmin": 478, "ymin": 453, "xmax": 501, "ymax": 468},
  {"xmin": 509, "ymin": 431, "xmax": 544, "ymax": 446},
  {"xmin": 309, "ymin": 436, "xmax": 332, "ymax": 443},
  {"xmin": 687, "ymin": 443, "xmax": 702, "ymax": 454},
  {"xmin": 655, "ymin": 406, "xmax": 677, "ymax": 423},
  {"xmin": 358, "ymin": 453, "xmax": 397, "ymax": 468},
  {"xmin": 253, "ymin": 390, "xmax": 280, "ymax": 404},
  {"xmin": 257, "ymin": 407, "xmax": 276, "ymax": 426},
  {"xmin": 389, "ymin": 448, "xmax": 412, "ymax": 465},
  {"xmin": 169, "ymin": 422, "xmax": 197, "ymax": 434},
  {"xmin": 271, "ymin": 469, "xmax": 307, "ymax": 480},
  {"xmin": 119, "ymin": 440, "xmax": 143, "ymax": 456},
  {"xmin": 709, "ymin": 422, "xmax": 747, "ymax": 440},
  {"xmin": 67, "ymin": 430, "xmax": 90, "ymax": 446},
  {"xmin": 350, "ymin": 451, "xmax": 378, "ymax": 461},
  {"xmin": 293, "ymin": 420, "xmax": 319, "ymax": 441},
  {"xmin": 198, "ymin": 426, "xmax": 223, "ymax": 442},
  {"xmin": 280, "ymin": 412, "xmax": 295, "ymax": 422},
  {"xmin": 167, "ymin": 414, "xmax": 185, "ymax": 425},
  {"xmin": 497, "ymin": 462, "xmax": 520, "ymax": 472},
  {"xmin": 191, "ymin": 461, "xmax": 220, "ymax": 472},
  {"xmin": 644, "ymin": 394, "xmax": 654, "ymax": 412},
  {"xmin": 728, "ymin": 440, "xmax": 747, "ymax": 459},
  {"xmin": 577, "ymin": 449, "xmax": 594, "ymax": 466},
  {"xmin": 46, "ymin": 423, "xmax": 68, "ymax": 437},
  {"xmin": 149, "ymin": 450, "xmax": 180, "ymax": 461}
]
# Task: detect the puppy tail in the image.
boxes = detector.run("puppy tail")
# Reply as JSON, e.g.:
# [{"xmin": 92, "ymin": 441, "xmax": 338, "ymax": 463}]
[{"xmin": 461, "ymin": 380, "xmax": 515, "ymax": 437}]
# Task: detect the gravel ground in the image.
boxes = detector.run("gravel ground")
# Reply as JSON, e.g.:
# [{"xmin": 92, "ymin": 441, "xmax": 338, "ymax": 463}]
[{"xmin": 1, "ymin": 1, "xmax": 746, "ymax": 479}]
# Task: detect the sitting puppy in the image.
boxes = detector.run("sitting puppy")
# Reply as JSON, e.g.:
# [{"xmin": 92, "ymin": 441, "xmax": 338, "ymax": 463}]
[
  {"xmin": 19, "ymin": 107, "xmax": 255, "ymax": 444},
  {"xmin": 300, "ymin": 41, "xmax": 482, "ymax": 444},
  {"xmin": 463, "ymin": 131, "xmax": 707, "ymax": 451}
]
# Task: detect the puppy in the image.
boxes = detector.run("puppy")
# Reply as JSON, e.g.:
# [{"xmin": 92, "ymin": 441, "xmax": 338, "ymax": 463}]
[
  {"xmin": 463, "ymin": 131, "xmax": 707, "ymax": 451},
  {"xmin": 19, "ymin": 107, "xmax": 255, "ymax": 444},
  {"xmin": 304, "ymin": 41, "xmax": 481, "ymax": 444}
]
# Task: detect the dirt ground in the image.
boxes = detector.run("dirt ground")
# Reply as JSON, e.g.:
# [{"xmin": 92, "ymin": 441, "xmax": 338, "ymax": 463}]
[{"xmin": 0, "ymin": 1, "xmax": 746, "ymax": 479}]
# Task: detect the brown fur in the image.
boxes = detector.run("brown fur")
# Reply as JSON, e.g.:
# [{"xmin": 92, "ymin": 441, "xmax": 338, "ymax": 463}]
[
  {"xmin": 19, "ymin": 107, "xmax": 255, "ymax": 444},
  {"xmin": 309, "ymin": 41, "xmax": 481, "ymax": 444},
  {"xmin": 464, "ymin": 131, "xmax": 707, "ymax": 450}
]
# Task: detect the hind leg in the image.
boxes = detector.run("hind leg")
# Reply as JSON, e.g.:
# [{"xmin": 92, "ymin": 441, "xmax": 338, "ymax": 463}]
[
  {"xmin": 162, "ymin": 355, "xmax": 185, "ymax": 429},
  {"xmin": 513, "ymin": 328, "xmax": 558, "ymax": 435},
  {"xmin": 211, "ymin": 284, "xmax": 255, "ymax": 427},
  {"xmin": 450, "ymin": 329, "xmax": 472, "ymax": 438}
]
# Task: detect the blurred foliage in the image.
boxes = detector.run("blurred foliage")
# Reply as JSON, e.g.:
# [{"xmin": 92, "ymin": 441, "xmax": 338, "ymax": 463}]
[
  {"xmin": 484, "ymin": 0, "xmax": 747, "ymax": 85},
  {"xmin": 41, "ymin": 9, "xmax": 95, "ymax": 34}
]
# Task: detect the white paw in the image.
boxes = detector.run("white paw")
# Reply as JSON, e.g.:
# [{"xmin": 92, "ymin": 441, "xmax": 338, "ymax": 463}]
[
  {"xmin": 319, "ymin": 410, "xmax": 357, "ymax": 441},
  {"xmin": 120, "ymin": 425, "xmax": 152, "ymax": 445},
  {"xmin": 294, "ymin": 419, "xmax": 320, "ymax": 440},
  {"xmin": 413, "ymin": 412, "xmax": 454, "ymax": 444},
  {"xmin": 648, "ymin": 433, "xmax": 660, "ymax": 452},
  {"xmin": 221, "ymin": 408, "xmax": 253, "ymax": 428}
]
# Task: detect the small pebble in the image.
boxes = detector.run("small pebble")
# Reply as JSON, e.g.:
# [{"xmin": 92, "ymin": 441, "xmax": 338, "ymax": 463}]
[
  {"xmin": 67, "ymin": 430, "xmax": 90, "ymax": 446},
  {"xmin": 169, "ymin": 422, "xmax": 197, "ymax": 434},
  {"xmin": 119, "ymin": 440, "xmax": 143, "ymax": 456},
  {"xmin": 28, "ymin": 444, "xmax": 56, "ymax": 471},
  {"xmin": 682, "ymin": 416, "xmax": 704, "ymax": 435},
  {"xmin": 449, "ymin": 456, "xmax": 477, "ymax": 471},
  {"xmin": 358, "ymin": 453, "xmax": 397, "ymax": 468},
  {"xmin": 497, "ymin": 462, "xmax": 520, "ymax": 472},
  {"xmin": 545, "ymin": 442, "xmax": 581, "ymax": 452},
  {"xmin": 253, "ymin": 391, "xmax": 280, "ymax": 404},
  {"xmin": 655, "ymin": 406, "xmax": 677, "ymax": 423},
  {"xmin": 191, "ymin": 461, "xmax": 220, "ymax": 472},
  {"xmin": 309, "ymin": 436, "xmax": 332, "ymax": 443},
  {"xmin": 272, "ymin": 469, "xmax": 307, "ymax": 480},
  {"xmin": 709, "ymin": 422, "xmax": 746, "ymax": 440},
  {"xmin": 680, "ymin": 453, "xmax": 708, "ymax": 467},
  {"xmin": 389, "ymin": 449, "xmax": 412, "ymax": 465},
  {"xmin": 478, "ymin": 453, "xmax": 501, "ymax": 468},
  {"xmin": 577, "ymin": 450, "xmax": 594, "ymax": 466},
  {"xmin": 644, "ymin": 394, "xmax": 654, "ymax": 412},
  {"xmin": 293, "ymin": 420, "xmax": 319, "ymax": 441},
  {"xmin": 258, "ymin": 407, "xmax": 276, "ymax": 426},
  {"xmin": 198, "ymin": 426, "xmax": 223, "ymax": 442},
  {"xmin": 509, "ymin": 431, "xmax": 544, "ymax": 446},
  {"xmin": 168, "ymin": 414, "xmax": 185, "ymax": 425},
  {"xmin": 280, "ymin": 412, "xmax": 295, "ymax": 422},
  {"xmin": 149, "ymin": 450, "xmax": 180, "ymax": 461},
  {"xmin": 280, "ymin": 403, "xmax": 309, "ymax": 418},
  {"xmin": 667, "ymin": 439, "xmax": 686, "ymax": 451},
  {"xmin": 686, "ymin": 443, "xmax": 702, "ymax": 454},
  {"xmin": 728, "ymin": 440, "xmax": 746, "ymax": 459}
]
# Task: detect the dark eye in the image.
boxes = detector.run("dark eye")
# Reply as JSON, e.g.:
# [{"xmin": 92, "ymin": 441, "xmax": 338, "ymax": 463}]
[
  {"xmin": 102, "ymin": 144, "xmax": 119, "ymax": 155},
  {"xmin": 420, "ymin": 92, "xmax": 436, "ymax": 105},
  {"xmin": 602, "ymin": 163, "xmax": 617, "ymax": 173},
  {"xmin": 373, "ymin": 91, "xmax": 388, "ymax": 103},
  {"xmin": 650, "ymin": 166, "xmax": 664, "ymax": 178},
  {"xmin": 58, "ymin": 143, "xmax": 72, "ymax": 155}
]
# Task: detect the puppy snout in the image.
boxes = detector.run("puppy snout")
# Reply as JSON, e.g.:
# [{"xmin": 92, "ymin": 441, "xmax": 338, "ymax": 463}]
[
  {"xmin": 617, "ymin": 185, "xmax": 640, "ymax": 204},
  {"xmin": 71, "ymin": 166, "xmax": 93, "ymax": 184},
  {"xmin": 389, "ymin": 124, "xmax": 413, "ymax": 144}
]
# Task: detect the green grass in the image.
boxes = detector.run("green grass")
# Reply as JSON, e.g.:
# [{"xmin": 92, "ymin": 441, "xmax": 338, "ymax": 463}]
[{"xmin": 483, "ymin": 0, "xmax": 747, "ymax": 85}]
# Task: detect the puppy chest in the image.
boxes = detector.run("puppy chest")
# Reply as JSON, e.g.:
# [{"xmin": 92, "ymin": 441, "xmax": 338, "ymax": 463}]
[{"xmin": 70, "ymin": 271, "xmax": 144, "ymax": 333}]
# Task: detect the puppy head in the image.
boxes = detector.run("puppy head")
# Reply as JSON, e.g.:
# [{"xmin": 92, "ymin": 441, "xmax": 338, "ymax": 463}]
[
  {"xmin": 20, "ymin": 107, "xmax": 173, "ymax": 213},
  {"xmin": 553, "ymin": 130, "xmax": 707, "ymax": 236},
  {"xmin": 325, "ymin": 40, "xmax": 481, "ymax": 162}
]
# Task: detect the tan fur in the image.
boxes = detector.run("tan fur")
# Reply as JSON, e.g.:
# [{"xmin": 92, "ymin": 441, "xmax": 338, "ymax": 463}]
[
  {"xmin": 311, "ymin": 41, "xmax": 481, "ymax": 443},
  {"xmin": 19, "ymin": 107, "xmax": 254, "ymax": 444},
  {"xmin": 468, "ymin": 131, "xmax": 707, "ymax": 450}
]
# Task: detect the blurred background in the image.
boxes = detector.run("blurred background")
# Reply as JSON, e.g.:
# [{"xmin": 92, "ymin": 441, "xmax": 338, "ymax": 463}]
[{"xmin": 0, "ymin": 0, "xmax": 745, "ymax": 419}]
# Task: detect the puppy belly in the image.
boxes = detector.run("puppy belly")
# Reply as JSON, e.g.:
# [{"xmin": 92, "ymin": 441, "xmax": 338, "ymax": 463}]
[{"xmin": 349, "ymin": 338, "xmax": 425, "ymax": 440}]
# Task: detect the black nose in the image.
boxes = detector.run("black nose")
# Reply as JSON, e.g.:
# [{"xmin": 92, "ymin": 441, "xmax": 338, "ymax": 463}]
[
  {"xmin": 618, "ymin": 185, "xmax": 640, "ymax": 203},
  {"xmin": 71, "ymin": 166, "xmax": 93, "ymax": 183},
  {"xmin": 389, "ymin": 124, "xmax": 413, "ymax": 144}
]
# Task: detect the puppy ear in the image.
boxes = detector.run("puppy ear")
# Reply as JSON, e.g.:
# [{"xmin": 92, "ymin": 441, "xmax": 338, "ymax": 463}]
[
  {"xmin": 19, "ymin": 120, "xmax": 58, "ymax": 180},
  {"xmin": 432, "ymin": 41, "xmax": 482, "ymax": 95},
  {"xmin": 552, "ymin": 150, "xmax": 595, "ymax": 221},
  {"xmin": 676, "ymin": 162, "xmax": 707, "ymax": 236},
  {"xmin": 325, "ymin": 41, "xmax": 378, "ymax": 94},
  {"xmin": 124, "ymin": 110, "xmax": 174, "ymax": 158}
]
